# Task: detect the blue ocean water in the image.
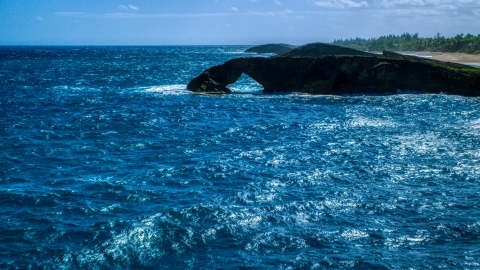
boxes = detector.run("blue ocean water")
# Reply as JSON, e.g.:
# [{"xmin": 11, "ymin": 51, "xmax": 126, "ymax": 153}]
[{"xmin": 1, "ymin": 46, "xmax": 480, "ymax": 269}]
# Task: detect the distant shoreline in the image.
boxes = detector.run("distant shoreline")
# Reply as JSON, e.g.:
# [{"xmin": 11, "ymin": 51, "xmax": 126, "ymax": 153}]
[{"xmin": 399, "ymin": 51, "xmax": 480, "ymax": 63}]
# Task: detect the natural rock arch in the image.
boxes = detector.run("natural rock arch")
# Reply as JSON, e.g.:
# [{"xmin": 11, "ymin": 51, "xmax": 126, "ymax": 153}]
[{"xmin": 187, "ymin": 52, "xmax": 480, "ymax": 96}]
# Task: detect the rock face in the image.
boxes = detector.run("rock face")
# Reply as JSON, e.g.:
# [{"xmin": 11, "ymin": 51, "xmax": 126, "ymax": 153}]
[
  {"xmin": 188, "ymin": 46, "xmax": 480, "ymax": 96},
  {"xmin": 245, "ymin": 44, "xmax": 297, "ymax": 54},
  {"xmin": 278, "ymin": 42, "xmax": 374, "ymax": 57}
]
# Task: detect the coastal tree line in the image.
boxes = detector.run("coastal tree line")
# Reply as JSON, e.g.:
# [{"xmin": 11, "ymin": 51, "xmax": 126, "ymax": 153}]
[{"xmin": 332, "ymin": 33, "xmax": 480, "ymax": 54}]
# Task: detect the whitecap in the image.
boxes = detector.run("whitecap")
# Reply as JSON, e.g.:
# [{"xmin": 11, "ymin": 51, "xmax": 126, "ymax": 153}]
[
  {"xmin": 144, "ymin": 84, "xmax": 188, "ymax": 95},
  {"xmin": 100, "ymin": 204, "xmax": 121, "ymax": 213},
  {"xmin": 470, "ymin": 119, "xmax": 480, "ymax": 129},
  {"xmin": 51, "ymin": 85, "xmax": 101, "ymax": 92},
  {"xmin": 400, "ymin": 53, "xmax": 433, "ymax": 58},
  {"xmin": 82, "ymin": 176, "xmax": 114, "ymax": 183},
  {"xmin": 341, "ymin": 229, "xmax": 369, "ymax": 240},
  {"xmin": 348, "ymin": 116, "xmax": 396, "ymax": 128}
]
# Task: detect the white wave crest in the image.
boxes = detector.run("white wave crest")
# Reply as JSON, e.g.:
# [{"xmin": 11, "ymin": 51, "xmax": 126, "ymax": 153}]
[
  {"xmin": 144, "ymin": 84, "xmax": 188, "ymax": 94},
  {"xmin": 463, "ymin": 63, "xmax": 480, "ymax": 67},
  {"xmin": 470, "ymin": 119, "xmax": 480, "ymax": 129}
]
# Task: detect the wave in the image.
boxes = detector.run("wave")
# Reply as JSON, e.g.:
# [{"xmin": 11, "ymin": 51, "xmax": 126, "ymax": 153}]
[
  {"xmin": 464, "ymin": 62, "xmax": 480, "ymax": 67},
  {"xmin": 401, "ymin": 53, "xmax": 433, "ymax": 58},
  {"xmin": 143, "ymin": 84, "xmax": 189, "ymax": 95}
]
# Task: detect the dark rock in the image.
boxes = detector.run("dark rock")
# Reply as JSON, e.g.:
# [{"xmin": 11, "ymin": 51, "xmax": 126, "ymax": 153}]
[
  {"xmin": 186, "ymin": 63, "xmax": 241, "ymax": 94},
  {"xmin": 187, "ymin": 46, "xmax": 480, "ymax": 96},
  {"xmin": 278, "ymin": 42, "xmax": 374, "ymax": 57},
  {"xmin": 245, "ymin": 44, "xmax": 297, "ymax": 54}
]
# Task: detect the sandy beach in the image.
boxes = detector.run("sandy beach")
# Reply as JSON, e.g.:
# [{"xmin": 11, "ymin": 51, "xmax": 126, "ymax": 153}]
[{"xmin": 407, "ymin": 51, "xmax": 480, "ymax": 63}]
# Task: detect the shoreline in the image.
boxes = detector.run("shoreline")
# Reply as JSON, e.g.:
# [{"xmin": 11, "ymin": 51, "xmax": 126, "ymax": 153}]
[{"xmin": 401, "ymin": 51, "xmax": 480, "ymax": 63}]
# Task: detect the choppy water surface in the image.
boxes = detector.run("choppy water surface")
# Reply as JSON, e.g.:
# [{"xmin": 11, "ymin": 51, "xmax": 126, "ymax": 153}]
[{"xmin": 1, "ymin": 46, "xmax": 480, "ymax": 269}]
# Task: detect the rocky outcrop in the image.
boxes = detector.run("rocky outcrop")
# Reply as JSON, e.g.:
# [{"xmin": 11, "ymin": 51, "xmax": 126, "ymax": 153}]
[
  {"xmin": 245, "ymin": 44, "xmax": 297, "ymax": 54},
  {"xmin": 278, "ymin": 42, "xmax": 373, "ymax": 57},
  {"xmin": 188, "ymin": 46, "xmax": 480, "ymax": 96}
]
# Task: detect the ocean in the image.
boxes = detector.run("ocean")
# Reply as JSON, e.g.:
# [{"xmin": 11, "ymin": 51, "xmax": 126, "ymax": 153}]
[{"xmin": 1, "ymin": 46, "xmax": 479, "ymax": 269}]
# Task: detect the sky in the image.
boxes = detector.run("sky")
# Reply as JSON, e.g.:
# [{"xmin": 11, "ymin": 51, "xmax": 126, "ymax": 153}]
[{"xmin": 0, "ymin": 0, "xmax": 479, "ymax": 45}]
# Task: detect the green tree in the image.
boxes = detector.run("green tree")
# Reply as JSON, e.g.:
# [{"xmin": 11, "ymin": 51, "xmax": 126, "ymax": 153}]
[{"xmin": 332, "ymin": 33, "xmax": 480, "ymax": 54}]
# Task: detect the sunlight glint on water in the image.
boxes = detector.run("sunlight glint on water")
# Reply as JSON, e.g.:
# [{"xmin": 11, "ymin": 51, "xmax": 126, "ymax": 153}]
[{"xmin": 0, "ymin": 46, "xmax": 479, "ymax": 269}]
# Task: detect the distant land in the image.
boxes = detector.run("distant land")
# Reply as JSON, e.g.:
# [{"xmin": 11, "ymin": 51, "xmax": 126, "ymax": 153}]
[
  {"xmin": 332, "ymin": 33, "xmax": 480, "ymax": 55},
  {"xmin": 245, "ymin": 44, "xmax": 297, "ymax": 54}
]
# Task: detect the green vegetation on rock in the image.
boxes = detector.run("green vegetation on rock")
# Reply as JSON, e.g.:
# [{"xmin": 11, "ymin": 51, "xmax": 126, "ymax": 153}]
[{"xmin": 332, "ymin": 33, "xmax": 480, "ymax": 54}]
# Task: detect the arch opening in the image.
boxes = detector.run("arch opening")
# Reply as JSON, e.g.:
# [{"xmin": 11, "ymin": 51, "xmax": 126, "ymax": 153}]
[{"xmin": 227, "ymin": 73, "xmax": 263, "ymax": 93}]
